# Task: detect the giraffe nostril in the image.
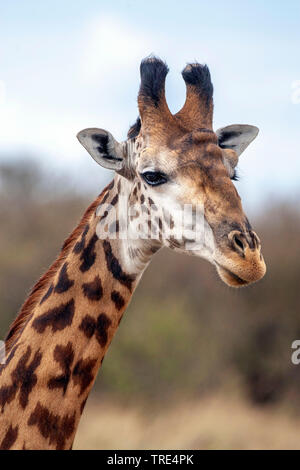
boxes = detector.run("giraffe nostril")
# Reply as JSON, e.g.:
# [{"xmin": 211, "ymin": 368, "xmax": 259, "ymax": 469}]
[
  {"xmin": 228, "ymin": 230, "xmax": 261, "ymax": 255},
  {"xmin": 228, "ymin": 230, "xmax": 246, "ymax": 255},
  {"xmin": 233, "ymin": 234, "xmax": 244, "ymax": 251}
]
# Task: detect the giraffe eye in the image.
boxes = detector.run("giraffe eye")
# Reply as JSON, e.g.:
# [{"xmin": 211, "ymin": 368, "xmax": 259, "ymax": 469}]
[{"xmin": 141, "ymin": 171, "xmax": 168, "ymax": 186}]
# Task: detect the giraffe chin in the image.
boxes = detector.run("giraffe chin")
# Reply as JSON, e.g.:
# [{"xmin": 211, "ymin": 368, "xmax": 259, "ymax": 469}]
[{"xmin": 215, "ymin": 264, "xmax": 252, "ymax": 288}]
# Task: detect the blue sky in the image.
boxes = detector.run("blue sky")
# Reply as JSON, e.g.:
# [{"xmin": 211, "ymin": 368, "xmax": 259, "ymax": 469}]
[{"xmin": 0, "ymin": 0, "xmax": 299, "ymax": 212}]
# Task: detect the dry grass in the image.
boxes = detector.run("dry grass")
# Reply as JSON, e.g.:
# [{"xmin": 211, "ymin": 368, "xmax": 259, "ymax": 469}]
[{"xmin": 74, "ymin": 395, "xmax": 300, "ymax": 450}]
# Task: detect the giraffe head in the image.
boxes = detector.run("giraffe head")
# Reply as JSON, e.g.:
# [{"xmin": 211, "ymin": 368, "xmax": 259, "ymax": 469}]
[{"xmin": 77, "ymin": 57, "xmax": 266, "ymax": 287}]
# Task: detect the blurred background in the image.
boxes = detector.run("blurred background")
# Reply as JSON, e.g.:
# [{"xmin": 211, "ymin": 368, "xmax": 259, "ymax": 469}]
[{"xmin": 1, "ymin": 0, "xmax": 300, "ymax": 449}]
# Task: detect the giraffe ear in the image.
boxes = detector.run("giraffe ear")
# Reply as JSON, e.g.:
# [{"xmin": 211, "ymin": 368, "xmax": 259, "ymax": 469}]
[
  {"xmin": 77, "ymin": 128, "xmax": 125, "ymax": 171},
  {"xmin": 216, "ymin": 124, "xmax": 259, "ymax": 157}
]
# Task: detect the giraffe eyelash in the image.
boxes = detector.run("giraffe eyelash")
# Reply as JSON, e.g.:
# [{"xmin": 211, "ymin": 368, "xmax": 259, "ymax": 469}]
[{"xmin": 231, "ymin": 169, "xmax": 239, "ymax": 181}]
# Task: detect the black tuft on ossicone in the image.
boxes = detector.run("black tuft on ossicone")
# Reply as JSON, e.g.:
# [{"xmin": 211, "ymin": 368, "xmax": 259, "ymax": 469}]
[
  {"xmin": 182, "ymin": 63, "xmax": 213, "ymax": 106},
  {"xmin": 139, "ymin": 56, "xmax": 169, "ymax": 107},
  {"xmin": 127, "ymin": 117, "xmax": 141, "ymax": 139}
]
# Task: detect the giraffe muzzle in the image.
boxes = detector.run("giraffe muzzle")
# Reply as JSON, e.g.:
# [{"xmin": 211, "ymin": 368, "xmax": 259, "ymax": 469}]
[
  {"xmin": 214, "ymin": 230, "xmax": 266, "ymax": 287},
  {"xmin": 228, "ymin": 229, "xmax": 261, "ymax": 256}
]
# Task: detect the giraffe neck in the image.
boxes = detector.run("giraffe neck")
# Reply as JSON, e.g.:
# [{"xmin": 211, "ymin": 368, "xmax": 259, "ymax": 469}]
[{"xmin": 0, "ymin": 176, "xmax": 157, "ymax": 450}]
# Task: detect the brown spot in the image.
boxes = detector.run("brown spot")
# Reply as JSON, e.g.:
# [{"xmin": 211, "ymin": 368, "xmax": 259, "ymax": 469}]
[
  {"xmin": 40, "ymin": 284, "xmax": 54, "ymax": 305},
  {"xmin": 103, "ymin": 240, "xmax": 135, "ymax": 291},
  {"xmin": 99, "ymin": 210, "xmax": 108, "ymax": 223},
  {"xmin": 28, "ymin": 402, "xmax": 76, "ymax": 450},
  {"xmin": 140, "ymin": 194, "xmax": 145, "ymax": 204},
  {"xmin": 47, "ymin": 342, "xmax": 75, "ymax": 395},
  {"xmin": 78, "ymin": 313, "xmax": 111, "ymax": 348},
  {"xmin": 79, "ymin": 315, "xmax": 96, "ymax": 339},
  {"xmin": 0, "ymin": 382, "xmax": 17, "ymax": 413},
  {"xmin": 13, "ymin": 347, "xmax": 42, "ymax": 409},
  {"xmin": 101, "ymin": 191, "xmax": 110, "ymax": 205},
  {"xmin": 54, "ymin": 262, "xmax": 74, "ymax": 294},
  {"xmin": 157, "ymin": 217, "xmax": 163, "ymax": 231},
  {"xmin": 0, "ymin": 424, "xmax": 18, "ymax": 450},
  {"xmin": 0, "ymin": 346, "xmax": 42, "ymax": 411},
  {"xmin": 111, "ymin": 291, "xmax": 125, "ymax": 311},
  {"xmin": 73, "ymin": 224, "xmax": 89, "ymax": 254},
  {"xmin": 110, "ymin": 194, "xmax": 118, "ymax": 206},
  {"xmin": 95, "ymin": 313, "xmax": 112, "ymax": 347},
  {"xmin": 82, "ymin": 275, "xmax": 103, "ymax": 301},
  {"xmin": 72, "ymin": 357, "xmax": 97, "ymax": 396},
  {"xmin": 79, "ymin": 234, "xmax": 98, "ymax": 272},
  {"xmin": 98, "ymin": 195, "xmax": 119, "ymax": 223},
  {"xmin": 32, "ymin": 299, "xmax": 75, "ymax": 334}
]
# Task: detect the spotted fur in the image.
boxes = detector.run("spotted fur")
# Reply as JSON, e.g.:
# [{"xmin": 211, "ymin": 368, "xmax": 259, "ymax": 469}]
[
  {"xmin": 82, "ymin": 275, "xmax": 103, "ymax": 301},
  {"xmin": 79, "ymin": 234, "xmax": 98, "ymax": 273},
  {"xmin": 28, "ymin": 402, "xmax": 76, "ymax": 450},
  {"xmin": 47, "ymin": 343, "xmax": 75, "ymax": 395},
  {"xmin": 111, "ymin": 291, "xmax": 125, "ymax": 311},
  {"xmin": 32, "ymin": 299, "xmax": 75, "ymax": 334},
  {"xmin": 0, "ymin": 424, "xmax": 18, "ymax": 450},
  {"xmin": 103, "ymin": 240, "xmax": 135, "ymax": 291},
  {"xmin": 54, "ymin": 263, "xmax": 74, "ymax": 294},
  {"xmin": 0, "ymin": 346, "xmax": 42, "ymax": 412},
  {"xmin": 72, "ymin": 358, "xmax": 97, "ymax": 396}
]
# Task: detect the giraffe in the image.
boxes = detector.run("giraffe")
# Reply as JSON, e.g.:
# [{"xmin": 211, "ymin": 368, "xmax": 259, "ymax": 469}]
[{"xmin": 0, "ymin": 57, "xmax": 266, "ymax": 450}]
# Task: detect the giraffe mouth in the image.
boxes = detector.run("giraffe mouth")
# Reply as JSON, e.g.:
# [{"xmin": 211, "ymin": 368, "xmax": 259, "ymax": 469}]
[{"xmin": 215, "ymin": 262, "xmax": 249, "ymax": 287}]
